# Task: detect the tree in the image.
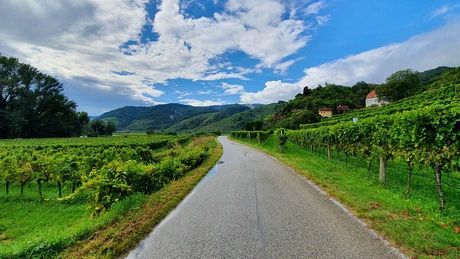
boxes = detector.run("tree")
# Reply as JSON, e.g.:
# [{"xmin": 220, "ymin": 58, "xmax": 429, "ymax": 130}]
[
  {"xmin": 351, "ymin": 81, "xmax": 375, "ymax": 108},
  {"xmin": 0, "ymin": 55, "xmax": 88, "ymax": 138},
  {"xmin": 75, "ymin": 112, "xmax": 90, "ymax": 136},
  {"xmin": 105, "ymin": 121, "xmax": 117, "ymax": 136},
  {"xmin": 376, "ymin": 69, "xmax": 420, "ymax": 102},
  {"xmin": 88, "ymin": 119, "xmax": 116, "ymax": 136},
  {"xmin": 244, "ymin": 120, "xmax": 264, "ymax": 131},
  {"xmin": 89, "ymin": 119, "xmax": 106, "ymax": 136},
  {"xmin": 303, "ymin": 86, "xmax": 312, "ymax": 96}
]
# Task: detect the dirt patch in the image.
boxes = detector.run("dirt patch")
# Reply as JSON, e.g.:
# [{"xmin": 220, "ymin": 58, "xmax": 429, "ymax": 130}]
[
  {"xmin": 0, "ymin": 233, "xmax": 13, "ymax": 243},
  {"xmin": 400, "ymin": 211, "xmax": 410, "ymax": 218},
  {"xmin": 367, "ymin": 201, "xmax": 380, "ymax": 210}
]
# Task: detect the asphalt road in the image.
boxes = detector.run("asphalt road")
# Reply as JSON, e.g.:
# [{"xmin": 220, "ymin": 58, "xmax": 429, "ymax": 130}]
[{"xmin": 126, "ymin": 136, "xmax": 405, "ymax": 259}]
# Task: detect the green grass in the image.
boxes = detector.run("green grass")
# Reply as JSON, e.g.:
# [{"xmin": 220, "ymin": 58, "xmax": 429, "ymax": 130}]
[
  {"xmin": 232, "ymin": 135, "xmax": 460, "ymax": 258},
  {"xmin": 0, "ymin": 181, "xmax": 146, "ymax": 258}
]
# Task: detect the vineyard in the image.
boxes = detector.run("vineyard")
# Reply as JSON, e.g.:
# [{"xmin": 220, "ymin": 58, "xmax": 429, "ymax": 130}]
[
  {"xmin": 230, "ymin": 78, "xmax": 460, "ymax": 257},
  {"xmin": 0, "ymin": 134, "xmax": 217, "ymax": 258},
  {"xmin": 232, "ymin": 89, "xmax": 460, "ymax": 210}
]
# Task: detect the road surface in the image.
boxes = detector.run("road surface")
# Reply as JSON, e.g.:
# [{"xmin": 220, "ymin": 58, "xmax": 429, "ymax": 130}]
[{"xmin": 127, "ymin": 136, "xmax": 404, "ymax": 259}]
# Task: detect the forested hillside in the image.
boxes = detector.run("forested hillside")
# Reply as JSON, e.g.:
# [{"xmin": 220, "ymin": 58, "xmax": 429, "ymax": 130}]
[
  {"xmin": 189, "ymin": 103, "xmax": 282, "ymax": 133},
  {"xmin": 264, "ymin": 81, "xmax": 375, "ymax": 129},
  {"xmin": 265, "ymin": 67, "xmax": 456, "ymax": 130},
  {"xmin": 165, "ymin": 104, "xmax": 250, "ymax": 132},
  {"xmin": 99, "ymin": 103, "xmax": 273, "ymax": 133},
  {"xmin": 99, "ymin": 104, "xmax": 220, "ymax": 130}
]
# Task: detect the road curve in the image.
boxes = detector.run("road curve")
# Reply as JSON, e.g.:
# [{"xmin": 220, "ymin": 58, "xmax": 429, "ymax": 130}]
[{"xmin": 126, "ymin": 136, "xmax": 404, "ymax": 259}]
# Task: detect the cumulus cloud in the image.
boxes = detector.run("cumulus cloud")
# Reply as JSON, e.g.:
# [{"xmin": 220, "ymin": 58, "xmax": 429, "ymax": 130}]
[
  {"xmin": 240, "ymin": 80, "xmax": 301, "ymax": 104},
  {"xmin": 0, "ymin": 0, "xmax": 314, "ymax": 114},
  {"xmin": 241, "ymin": 19, "xmax": 460, "ymax": 103},
  {"xmin": 153, "ymin": 0, "xmax": 310, "ymax": 69},
  {"xmin": 0, "ymin": 0, "xmax": 160, "ymax": 110}
]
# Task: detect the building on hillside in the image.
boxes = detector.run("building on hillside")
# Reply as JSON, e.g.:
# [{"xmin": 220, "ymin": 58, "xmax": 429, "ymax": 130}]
[
  {"xmin": 365, "ymin": 90, "xmax": 386, "ymax": 107},
  {"xmin": 336, "ymin": 105, "xmax": 350, "ymax": 114},
  {"xmin": 319, "ymin": 108, "xmax": 333, "ymax": 118}
]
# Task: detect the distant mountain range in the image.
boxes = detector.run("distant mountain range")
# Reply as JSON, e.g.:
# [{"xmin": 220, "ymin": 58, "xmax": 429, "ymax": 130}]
[{"xmin": 98, "ymin": 103, "xmax": 279, "ymax": 133}]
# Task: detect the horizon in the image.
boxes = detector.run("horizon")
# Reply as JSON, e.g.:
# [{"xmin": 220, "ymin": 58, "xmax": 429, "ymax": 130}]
[{"xmin": 1, "ymin": 0, "xmax": 459, "ymax": 116}]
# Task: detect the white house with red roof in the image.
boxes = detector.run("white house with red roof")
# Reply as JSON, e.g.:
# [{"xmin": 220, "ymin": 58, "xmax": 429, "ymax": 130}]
[{"xmin": 366, "ymin": 90, "xmax": 385, "ymax": 107}]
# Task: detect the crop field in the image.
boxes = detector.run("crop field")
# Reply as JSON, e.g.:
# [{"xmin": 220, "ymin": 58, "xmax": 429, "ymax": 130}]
[{"xmin": 0, "ymin": 134, "xmax": 215, "ymax": 258}]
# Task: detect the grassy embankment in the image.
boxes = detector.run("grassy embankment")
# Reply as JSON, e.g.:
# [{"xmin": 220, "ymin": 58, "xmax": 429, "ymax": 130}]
[
  {"xmin": 231, "ymin": 135, "xmax": 460, "ymax": 258},
  {"xmin": 0, "ymin": 137, "xmax": 222, "ymax": 259}
]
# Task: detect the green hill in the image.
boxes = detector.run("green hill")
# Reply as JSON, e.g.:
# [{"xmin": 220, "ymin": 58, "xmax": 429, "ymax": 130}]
[
  {"xmin": 166, "ymin": 104, "xmax": 251, "ymax": 132},
  {"xmin": 192, "ymin": 103, "xmax": 282, "ymax": 133},
  {"xmin": 418, "ymin": 66, "xmax": 454, "ymax": 85},
  {"xmin": 99, "ymin": 104, "xmax": 220, "ymax": 130},
  {"xmin": 99, "ymin": 103, "xmax": 277, "ymax": 133}
]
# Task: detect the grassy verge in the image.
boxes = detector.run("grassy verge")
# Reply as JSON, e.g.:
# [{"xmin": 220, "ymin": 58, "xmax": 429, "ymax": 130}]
[
  {"xmin": 57, "ymin": 137, "xmax": 222, "ymax": 258},
  {"xmin": 0, "ymin": 181, "xmax": 148, "ymax": 258},
  {"xmin": 231, "ymin": 135, "xmax": 460, "ymax": 258}
]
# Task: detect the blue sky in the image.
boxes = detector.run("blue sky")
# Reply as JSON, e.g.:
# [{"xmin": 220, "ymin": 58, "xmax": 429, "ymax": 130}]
[{"xmin": 1, "ymin": 0, "xmax": 460, "ymax": 115}]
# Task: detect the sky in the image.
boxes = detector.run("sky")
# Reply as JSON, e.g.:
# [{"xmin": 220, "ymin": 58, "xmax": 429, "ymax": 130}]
[{"xmin": 1, "ymin": 0, "xmax": 460, "ymax": 116}]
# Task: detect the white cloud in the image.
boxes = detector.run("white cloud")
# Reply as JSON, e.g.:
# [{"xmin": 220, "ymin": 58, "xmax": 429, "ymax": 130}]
[
  {"xmin": 153, "ymin": 0, "xmax": 310, "ymax": 69},
  {"xmin": 0, "ymin": 0, "xmax": 161, "ymax": 107},
  {"xmin": 305, "ymin": 1, "xmax": 326, "ymax": 15},
  {"xmin": 274, "ymin": 59, "xmax": 296, "ymax": 75},
  {"xmin": 316, "ymin": 15, "xmax": 330, "ymax": 26},
  {"xmin": 199, "ymin": 72, "xmax": 250, "ymax": 81},
  {"xmin": 197, "ymin": 90, "xmax": 214, "ymax": 95},
  {"xmin": 180, "ymin": 99, "xmax": 226, "ymax": 106},
  {"xmin": 220, "ymin": 82, "xmax": 245, "ymax": 95},
  {"xmin": 432, "ymin": 6, "xmax": 449, "ymax": 18},
  {"xmin": 241, "ymin": 19, "xmax": 460, "ymax": 103},
  {"xmin": 0, "ymin": 0, "xmax": 313, "ymax": 113},
  {"xmin": 176, "ymin": 89, "xmax": 215, "ymax": 98},
  {"xmin": 240, "ymin": 80, "xmax": 301, "ymax": 104},
  {"xmin": 430, "ymin": 4, "xmax": 460, "ymax": 20},
  {"xmin": 299, "ymin": 19, "xmax": 460, "ymax": 87}
]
